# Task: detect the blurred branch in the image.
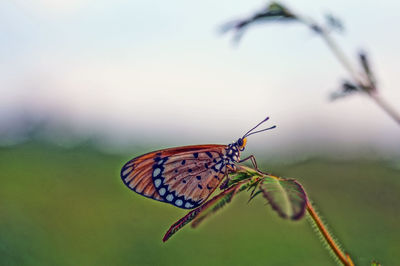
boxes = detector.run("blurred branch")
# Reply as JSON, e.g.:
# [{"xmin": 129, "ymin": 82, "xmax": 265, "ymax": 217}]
[
  {"xmin": 370, "ymin": 93, "xmax": 400, "ymax": 123},
  {"xmin": 222, "ymin": 1, "xmax": 400, "ymax": 126},
  {"xmin": 220, "ymin": 2, "xmax": 297, "ymax": 43}
]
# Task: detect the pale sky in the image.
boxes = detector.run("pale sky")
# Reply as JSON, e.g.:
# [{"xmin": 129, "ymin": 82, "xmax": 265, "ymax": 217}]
[{"xmin": 1, "ymin": 0, "xmax": 399, "ymax": 157}]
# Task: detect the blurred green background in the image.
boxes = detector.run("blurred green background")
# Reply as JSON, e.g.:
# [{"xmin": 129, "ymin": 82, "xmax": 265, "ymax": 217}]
[
  {"xmin": 2, "ymin": 0, "xmax": 400, "ymax": 265},
  {"xmin": 1, "ymin": 142, "xmax": 399, "ymax": 265}
]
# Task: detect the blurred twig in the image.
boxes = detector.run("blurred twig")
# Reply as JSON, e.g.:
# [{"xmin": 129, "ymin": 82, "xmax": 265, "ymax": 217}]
[{"xmin": 222, "ymin": 2, "xmax": 400, "ymax": 125}]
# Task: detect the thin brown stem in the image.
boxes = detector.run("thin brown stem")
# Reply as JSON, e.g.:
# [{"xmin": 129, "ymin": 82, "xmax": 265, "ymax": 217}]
[
  {"xmin": 306, "ymin": 201, "xmax": 355, "ymax": 266},
  {"xmin": 297, "ymin": 15, "xmax": 400, "ymax": 126},
  {"xmin": 369, "ymin": 92, "xmax": 400, "ymax": 125},
  {"xmin": 265, "ymin": 171, "xmax": 355, "ymax": 265},
  {"xmin": 297, "ymin": 16, "xmax": 363, "ymax": 85},
  {"xmin": 318, "ymin": 25, "xmax": 400, "ymax": 125},
  {"xmin": 320, "ymin": 30, "xmax": 363, "ymax": 85},
  {"xmin": 319, "ymin": 27, "xmax": 400, "ymax": 125}
]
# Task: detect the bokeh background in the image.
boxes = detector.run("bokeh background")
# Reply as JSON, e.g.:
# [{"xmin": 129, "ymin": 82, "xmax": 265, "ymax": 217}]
[{"xmin": 1, "ymin": 0, "xmax": 399, "ymax": 265}]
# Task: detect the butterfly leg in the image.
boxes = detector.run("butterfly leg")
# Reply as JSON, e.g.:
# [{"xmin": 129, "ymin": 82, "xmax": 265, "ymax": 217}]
[
  {"xmin": 239, "ymin": 155, "xmax": 271, "ymax": 175},
  {"xmin": 219, "ymin": 177, "xmax": 229, "ymax": 190},
  {"xmin": 219, "ymin": 165, "xmax": 235, "ymax": 190}
]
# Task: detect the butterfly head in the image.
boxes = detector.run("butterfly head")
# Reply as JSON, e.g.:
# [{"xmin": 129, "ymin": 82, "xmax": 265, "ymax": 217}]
[
  {"xmin": 236, "ymin": 137, "xmax": 247, "ymax": 151},
  {"xmin": 226, "ymin": 117, "xmax": 276, "ymax": 163}
]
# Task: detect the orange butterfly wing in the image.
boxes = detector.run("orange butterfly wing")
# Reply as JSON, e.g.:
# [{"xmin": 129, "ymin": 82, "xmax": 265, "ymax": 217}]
[{"xmin": 121, "ymin": 145, "xmax": 228, "ymax": 209}]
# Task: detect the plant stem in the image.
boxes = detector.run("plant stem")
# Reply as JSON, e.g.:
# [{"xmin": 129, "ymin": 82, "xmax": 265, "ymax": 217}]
[
  {"xmin": 298, "ymin": 15, "xmax": 365, "ymax": 87},
  {"xmin": 319, "ymin": 31, "xmax": 362, "ymax": 85},
  {"xmin": 299, "ymin": 16, "xmax": 400, "ymax": 126},
  {"xmin": 306, "ymin": 201, "xmax": 355, "ymax": 266},
  {"xmin": 319, "ymin": 26, "xmax": 400, "ymax": 125},
  {"xmin": 322, "ymin": 30, "xmax": 400, "ymax": 125},
  {"xmin": 265, "ymin": 171, "xmax": 354, "ymax": 265},
  {"xmin": 369, "ymin": 92, "xmax": 400, "ymax": 125}
]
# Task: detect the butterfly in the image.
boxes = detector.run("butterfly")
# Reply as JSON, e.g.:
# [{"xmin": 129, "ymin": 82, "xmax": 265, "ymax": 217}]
[{"xmin": 120, "ymin": 117, "xmax": 276, "ymax": 209}]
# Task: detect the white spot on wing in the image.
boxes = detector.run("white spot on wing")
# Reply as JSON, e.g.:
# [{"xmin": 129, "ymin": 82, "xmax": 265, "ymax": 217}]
[
  {"xmin": 153, "ymin": 168, "xmax": 161, "ymax": 177},
  {"xmin": 175, "ymin": 199, "xmax": 183, "ymax": 206},
  {"xmin": 154, "ymin": 178, "xmax": 162, "ymax": 188},
  {"xmin": 166, "ymin": 194, "xmax": 174, "ymax": 201},
  {"xmin": 159, "ymin": 187, "xmax": 166, "ymax": 196},
  {"xmin": 185, "ymin": 202, "xmax": 194, "ymax": 208}
]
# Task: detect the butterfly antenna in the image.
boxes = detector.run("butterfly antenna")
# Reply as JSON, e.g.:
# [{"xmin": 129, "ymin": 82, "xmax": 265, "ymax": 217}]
[
  {"xmin": 243, "ymin": 116, "xmax": 276, "ymax": 138},
  {"xmin": 244, "ymin": 125, "xmax": 276, "ymax": 137}
]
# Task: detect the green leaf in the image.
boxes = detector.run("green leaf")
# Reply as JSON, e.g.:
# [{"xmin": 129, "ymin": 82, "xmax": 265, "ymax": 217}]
[
  {"xmin": 192, "ymin": 176, "xmax": 264, "ymax": 228},
  {"xmin": 247, "ymin": 189, "xmax": 263, "ymax": 203},
  {"xmin": 359, "ymin": 51, "xmax": 377, "ymax": 92},
  {"xmin": 163, "ymin": 166, "xmax": 308, "ymax": 241},
  {"xmin": 260, "ymin": 177, "xmax": 308, "ymax": 220},
  {"xmin": 267, "ymin": 2, "xmax": 295, "ymax": 19},
  {"xmin": 228, "ymin": 167, "xmax": 261, "ymax": 186},
  {"xmin": 191, "ymin": 187, "xmax": 238, "ymax": 228},
  {"xmin": 330, "ymin": 80, "xmax": 359, "ymax": 101},
  {"xmin": 220, "ymin": 1, "xmax": 297, "ymax": 42},
  {"xmin": 162, "ymin": 207, "xmax": 202, "ymax": 242}
]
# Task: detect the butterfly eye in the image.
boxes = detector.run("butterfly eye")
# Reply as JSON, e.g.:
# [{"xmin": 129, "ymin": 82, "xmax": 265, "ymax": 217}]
[
  {"xmin": 237, "ymin": 138, "xmax": 243, "ymax": 147},
  {"xmin": 237, "ymin": 138, "xmax": 247, "ymax": 151},
  {"xmin": 238, "ymin": 138, "xmax": 247, "ymax": 151}
]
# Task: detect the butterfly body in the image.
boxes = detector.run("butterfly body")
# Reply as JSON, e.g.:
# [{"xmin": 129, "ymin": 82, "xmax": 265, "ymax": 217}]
[{"xmin": 121, "ymin": 142, "xmax": 244, "ymax": 209}]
